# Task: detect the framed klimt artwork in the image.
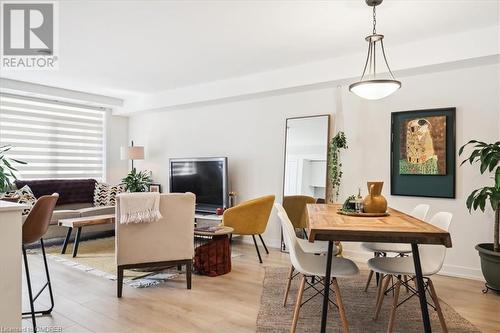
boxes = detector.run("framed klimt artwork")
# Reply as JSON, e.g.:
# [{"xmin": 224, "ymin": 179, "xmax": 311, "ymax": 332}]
[{"xmin": 391, "ymin": 108, "xmax": 456, "ymax": 198}]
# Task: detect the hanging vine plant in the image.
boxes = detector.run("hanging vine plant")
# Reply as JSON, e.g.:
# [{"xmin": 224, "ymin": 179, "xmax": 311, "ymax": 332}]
[{"xmin": 328, "ymin": 132, "xmax": 348, "ymax": 202}]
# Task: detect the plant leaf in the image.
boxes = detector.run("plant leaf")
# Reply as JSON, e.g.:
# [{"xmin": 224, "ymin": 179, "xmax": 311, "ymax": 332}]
[
  {"xmin": 490, "ymin": 155, "xmax": 499, "ymax": 172},
  {"xmin": 466, "ymin": 189, "xmax": 480, "ymax": 212},
  {"xmin": 496, "ymin": 166, "xmax": 500, "ymax": 189},
  {"xmin": 468, "ymin": 149, "xmax": 481, "ymax": 164},
  {"xmin": 473, "ymin": 196, "xmax": 480, "ymax": 211},
  {"xmin": 9, "ymin": 158, "xmax": 27, "ymax": 165},
  {"xmin": 480, "ymin": 159, "xmax": 489, "ymax": 174},
  {"xmin": 479, "ymin": 195, "xmax": 486, "ymax": 212}
]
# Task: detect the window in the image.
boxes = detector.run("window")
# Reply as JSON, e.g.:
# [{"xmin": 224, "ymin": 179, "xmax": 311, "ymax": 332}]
[{"xmin": 0, "ymin": 93, "xmax": 106, "ymax": 180}]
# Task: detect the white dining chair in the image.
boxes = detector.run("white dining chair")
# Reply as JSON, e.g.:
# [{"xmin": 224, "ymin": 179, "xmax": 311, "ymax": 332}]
[
  {"xmin": 368, "ymin": 212, "xmax": 452, "ymax": 333},
  {"xmin": 275, "ymin": 203, "xmax": 359, "ymax": 333},
  {"xmin": 361, "ymin": 204, "xmax": 430, "ymax": 291},
  {"xmin": 277, "ymin": 207, "xmax": 340, "ymax": 307}
]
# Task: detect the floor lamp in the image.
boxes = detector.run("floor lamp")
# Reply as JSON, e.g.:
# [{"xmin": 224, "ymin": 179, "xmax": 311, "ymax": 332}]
[{"xmin": 121, "ymin": 140, "xmax": 144, "ymax": 171}]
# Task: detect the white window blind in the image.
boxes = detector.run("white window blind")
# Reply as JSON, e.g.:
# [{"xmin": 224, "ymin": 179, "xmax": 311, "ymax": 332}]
[{"xmin": 0, "ymin": 93, "xmax": 106, "ymax": 180}]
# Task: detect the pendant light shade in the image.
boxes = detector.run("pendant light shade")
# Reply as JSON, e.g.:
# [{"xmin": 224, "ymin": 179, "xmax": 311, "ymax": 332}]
[
  {"xmin": 349, "ymin": 0, "xmax": 401, "ymax": 100},
  {"xmin": 349, "ymin": 79, "xmax": 401, "ymax": 100}
]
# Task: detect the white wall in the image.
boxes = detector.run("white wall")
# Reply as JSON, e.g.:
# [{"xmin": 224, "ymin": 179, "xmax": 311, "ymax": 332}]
[
  {"xmin": 129, "ymin": 88, "xmax": 337, "ymax": 248},
  {"xmin": 338, "ymin": 63, "xmax": 500, "ymax": 280},
  {"xmin": 105, "ymin": 113, "xmax": 129, "ymax": 184},
  {"xmin": 129, "ymin": 61, "xmax": 499, "ymax": 279}
]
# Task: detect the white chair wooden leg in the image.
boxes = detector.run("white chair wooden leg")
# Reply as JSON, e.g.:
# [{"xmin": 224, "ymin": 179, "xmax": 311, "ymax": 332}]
[
  {"xmin": 374, "ymin": 274, "xmax": 391, "ymax": 320},
  {"xmin": 374, "ymin": 273, "xmax": 384, "ymax": 307},
  {"xmin": 403, "ymin": 275, "xmax": 410, "ymax": 293},
  {"xmin": 332, "ymin": 278, "xmax": 350, "ymax": 333},
  {"xmin": 374, "ymin": 273, "xmax": 387, "ymax": 310},
  {"xmin": 428, "ymin": 279, "xmax": 448, "ymax": 333},
  {"xmin": 364, "ymin": 270, "xmax": 374, "ymax": 292},
  {"xmin": 290, "ymin": 275, "xmax": 306, "ymax": 333},
  {"xmin": 283, "ymin": 265, "xmax": 294, "ymax": 306},
  {"xmin": 387, "ymin": 278, "xmax": 401, "ymax": 333}
]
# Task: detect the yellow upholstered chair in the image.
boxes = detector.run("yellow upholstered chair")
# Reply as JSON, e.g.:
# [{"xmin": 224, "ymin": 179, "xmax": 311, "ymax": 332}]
[
  {"xmin": 222, "ymin": 195, "xmax": 275, "ymax": 263},
  {"xmin": 282, "ymin": 195, "xmax": 316, "ymax": 239}
]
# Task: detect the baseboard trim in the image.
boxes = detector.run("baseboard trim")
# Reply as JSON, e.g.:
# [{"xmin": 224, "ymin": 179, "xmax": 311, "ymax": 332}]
[
  {"xmin": 342, "ymin": 249, "xmax": 485, "ymax": 282},
  {"xmin": 438, "ymin": 264, "xmax": 484, "ymax": 281}
]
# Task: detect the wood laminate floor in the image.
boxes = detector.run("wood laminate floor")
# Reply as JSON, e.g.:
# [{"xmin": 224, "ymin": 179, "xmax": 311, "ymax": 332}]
[{"xmin": 21, "ymin": 241, "xmax": 500, "ymax": 333}]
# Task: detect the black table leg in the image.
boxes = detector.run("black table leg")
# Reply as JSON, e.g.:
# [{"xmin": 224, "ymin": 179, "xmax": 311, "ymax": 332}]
[
  {"xmin": 72, "ymin": 227, "xmax": 82, "ymax": 258},
  {"xmin": 320, "ymin": 241, "xmax": 334, "ymax": 333},
  {"xmin": 61, "ymin": 227, "xmax": 72, "ymax": 254},
  {"xmin": 411, "ymin": 243, "xmax": 432, "ymax": 333}
]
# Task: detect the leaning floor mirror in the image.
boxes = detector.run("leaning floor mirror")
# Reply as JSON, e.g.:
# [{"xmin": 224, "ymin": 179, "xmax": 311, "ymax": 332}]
[{"xmin": 281, "ymin": 114, "xmax": 330, "ymax": 251}]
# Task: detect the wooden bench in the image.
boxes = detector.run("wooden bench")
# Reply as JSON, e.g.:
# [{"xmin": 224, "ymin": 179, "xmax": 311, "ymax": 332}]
[{"xmin": 58, "ymin": 214, "xmax": 115, "ymax": 257}]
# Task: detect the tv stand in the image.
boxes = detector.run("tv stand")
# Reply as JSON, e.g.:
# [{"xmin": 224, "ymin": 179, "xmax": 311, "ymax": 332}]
[
  {"xmin": 194, "ymin": 213, "xmax": 222, "ymax": 229},
  {"xmin": 194, "ymin": 213, "xmax": 222, "ymax": 221},
  {"xmin": 195, "ymin": 204, "xmax": 221, "ymax": 214}
]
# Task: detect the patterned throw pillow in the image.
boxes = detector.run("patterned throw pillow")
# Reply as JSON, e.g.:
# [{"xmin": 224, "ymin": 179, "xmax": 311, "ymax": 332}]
[
  {"xmin": 94, "ymin": 183, "xmax": 125, "ymax": 207},
  {"xmin": 93, "ymin": 183, "xmax": 109, "ymax": 206},
  {"xmin": 15, "ymin": 185, "xmax": 37, "ymax": 215},
  {"xmin": 108, "ymin": 184, "xmax": 125, "ymax": 206}
]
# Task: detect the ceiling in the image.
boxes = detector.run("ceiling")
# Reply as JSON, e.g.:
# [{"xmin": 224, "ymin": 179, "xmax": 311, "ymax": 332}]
[{"xmin": 1, "ymin": 0, "xmax": 498, "ymax": 98}]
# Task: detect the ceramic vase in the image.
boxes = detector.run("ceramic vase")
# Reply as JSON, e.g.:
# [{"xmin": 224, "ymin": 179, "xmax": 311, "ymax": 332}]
[{"xmin": 363, "ymin": 181, "xmax": 387, "ymax": 213}]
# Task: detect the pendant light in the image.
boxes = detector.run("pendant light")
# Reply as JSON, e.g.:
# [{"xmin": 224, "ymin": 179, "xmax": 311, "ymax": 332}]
[{"xmin": 349, "ymin": 0, "xmax": 401, "ymax": 100}]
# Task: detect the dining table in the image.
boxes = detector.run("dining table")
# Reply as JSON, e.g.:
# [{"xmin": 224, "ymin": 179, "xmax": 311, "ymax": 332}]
[{"xmin": 307, "ymin": 204, "xmax": 452, "ymax": 333}]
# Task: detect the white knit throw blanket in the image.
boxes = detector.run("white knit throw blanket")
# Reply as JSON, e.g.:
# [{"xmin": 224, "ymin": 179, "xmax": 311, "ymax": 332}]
[{"xmin": 118, "ymin": 192, "xmax": 162, "ymax": 224}]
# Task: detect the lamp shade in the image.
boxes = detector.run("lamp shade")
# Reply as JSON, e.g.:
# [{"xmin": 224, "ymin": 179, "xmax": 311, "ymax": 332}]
[{"xmin": 121, "ymin": 146, "xmax": 144, "ymax": 160}]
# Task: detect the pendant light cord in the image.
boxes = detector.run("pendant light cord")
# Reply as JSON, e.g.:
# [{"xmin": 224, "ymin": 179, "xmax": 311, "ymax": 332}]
[
  {"xmin": 372, "ymin": 5, "xmax": 377, "ymax": 34},
  {"xmin": 357, "ymin": 1, "xmax": 399, "ymax": 82}
]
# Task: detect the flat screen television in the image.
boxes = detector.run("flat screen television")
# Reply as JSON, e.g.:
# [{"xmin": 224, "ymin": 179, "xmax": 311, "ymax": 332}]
[{"xmin": 169, "ymin": 157, "xmax": 228, "ymax": 213}]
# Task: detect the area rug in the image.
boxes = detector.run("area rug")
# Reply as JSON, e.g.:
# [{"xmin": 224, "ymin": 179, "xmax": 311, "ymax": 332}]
[
  {"xmin": 30, "ymin": 237, "xmax": 180, "ymax": 288},
  {"xmin": 257, "ymin": 267, "xmax": 480, "ymax": 333}
]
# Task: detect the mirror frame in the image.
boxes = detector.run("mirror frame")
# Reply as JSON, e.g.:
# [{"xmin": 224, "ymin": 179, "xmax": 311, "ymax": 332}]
[{"xmin": 281, "ymin": 114, "xmax": 331, "ymax": 251}]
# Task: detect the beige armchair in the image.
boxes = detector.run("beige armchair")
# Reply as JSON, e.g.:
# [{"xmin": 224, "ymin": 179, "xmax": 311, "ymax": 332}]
[{"xmin": 115, "ymin": 193, "xmax": 195, "ymax": 297}]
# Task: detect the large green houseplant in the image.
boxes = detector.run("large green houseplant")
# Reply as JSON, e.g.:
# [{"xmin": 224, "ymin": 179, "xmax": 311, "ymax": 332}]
[
  {"xmin": 0, "ymin": 145, "xmax": 26, "ymax": 193},
  {"xmin": 459, "ymin": 140, "xmax": 500, "ymax": 293}
]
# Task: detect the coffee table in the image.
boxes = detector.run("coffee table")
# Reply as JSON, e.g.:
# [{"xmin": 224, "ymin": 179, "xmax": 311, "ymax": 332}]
[{"xmin": 58, "ymin": 214, "xmax": 115, "ymax": 257}]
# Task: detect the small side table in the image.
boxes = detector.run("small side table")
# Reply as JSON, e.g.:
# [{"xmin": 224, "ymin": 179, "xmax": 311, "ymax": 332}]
[{"xmin": 194, "ymin": 226, "xmax": 233, "ymax": 277}]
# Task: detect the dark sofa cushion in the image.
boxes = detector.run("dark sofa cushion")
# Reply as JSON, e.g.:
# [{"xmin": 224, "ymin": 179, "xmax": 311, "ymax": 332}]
[{"xmin": 14, "ymin": 179, "xmax": 97, "ymax": 205}]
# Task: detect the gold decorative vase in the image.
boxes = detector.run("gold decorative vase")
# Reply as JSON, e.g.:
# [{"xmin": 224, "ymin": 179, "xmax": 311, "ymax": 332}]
[{"xmin": 363, "ymin": 181, "xmax": 387, "ymax": 213}]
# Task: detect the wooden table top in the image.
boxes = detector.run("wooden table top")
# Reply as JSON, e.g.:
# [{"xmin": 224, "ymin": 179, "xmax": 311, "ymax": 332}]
[
  {"xmin": 307, "ymin": 204, "xmax": 452, "ymax": 247},
  {"xmin": 58, "ymin": 214, "xmax": 115, "ymax": 228}
]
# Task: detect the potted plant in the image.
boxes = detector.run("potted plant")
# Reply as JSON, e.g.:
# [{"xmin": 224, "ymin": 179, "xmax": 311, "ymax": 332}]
[
  {"xmin": 121, "ymin": 168, "xmax": 152, "ymax": 192},
  {"xmin": 328, "ymin": 132, "xmax": 348, "ymax": 203},
  {"xmin": 0, "ymin": 145, "xmax": 27, "ymax": 193},
  {"xmin": 459, "ymin": 140, "xmax": 500, "ymax": 293}
]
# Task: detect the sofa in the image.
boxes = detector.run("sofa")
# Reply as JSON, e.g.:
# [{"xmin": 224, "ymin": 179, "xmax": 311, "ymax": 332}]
[{"xmin": 14, "ymin": 179, "xmax": 115, "ymax": 239}]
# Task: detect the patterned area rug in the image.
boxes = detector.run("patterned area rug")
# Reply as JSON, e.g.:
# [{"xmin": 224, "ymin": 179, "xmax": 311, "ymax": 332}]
[
  {"xmin": 30, "ymin": 237, "xmax": 179, "ymax": 288},
  {"xmin": 257, "ymin": 267, "xmax": 480, "ymax": 333}
]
